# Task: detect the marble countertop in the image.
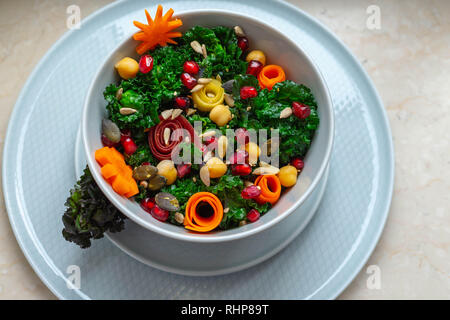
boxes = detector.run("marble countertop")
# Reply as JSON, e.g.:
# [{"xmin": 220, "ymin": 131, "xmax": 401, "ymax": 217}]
[{"xmin": 0, "ymin": 0, "xmax": 448, "ymax": 299}]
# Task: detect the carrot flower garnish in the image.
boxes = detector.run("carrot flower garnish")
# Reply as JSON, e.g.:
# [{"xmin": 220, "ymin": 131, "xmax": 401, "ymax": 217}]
[
  {"xmin": 258, "ymin": 64, "xmax": 286, "ymax": 90},
  {"xmin": 254, "ymin": 175, "xmax": 281, "ymax": 205},
  {"xmin": 132, "ymin": 5, "xmax": 183, "ymax": 55},
  {"xmin": 184, "ymin": 192, "xmax": 223, "ymax": 232}
]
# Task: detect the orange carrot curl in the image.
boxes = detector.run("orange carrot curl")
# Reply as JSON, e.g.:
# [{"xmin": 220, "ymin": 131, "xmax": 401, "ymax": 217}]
[{"xmin": 258, "ymin": 64, "xmax": 286, "ymax": 90}]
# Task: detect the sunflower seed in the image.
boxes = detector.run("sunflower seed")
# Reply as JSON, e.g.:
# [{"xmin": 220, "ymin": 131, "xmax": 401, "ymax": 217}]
[
  {"xmin": 224, "ymin": 93, "xmax": 235, "ymax": 107},
  {"xmin": 190, "ymin": 84, "xmax": 204, "ymax": 93},
  {"xmin": 217, "ymin": 136, "xmax": 228, "ymax": 159},
  {"xmin": 163, "ymin": 127, "xmax": 171, "ymax": 145},
  {"xmin": 139, "ymin": 181, "xmax": 148, "ymax": 188},
  {"xmin": 244, "ymin": 180, "xmax": 254, "ymax": 187},
  {"xmin": 115, "ymin": 88, "xmax": 123, "ymax": 100},
  {"xmin": 216, "ymin": 74, "xmax": 221, "ymax": 81},
  {"xmin": 280, "ymin": 107, "xmax": 293, "ymax": 119},
  {"xmin": 259, "ymin": 161, "xmax": 271, "ymax": 167},
  {"xmin": 252, "ymin": 165, "xmax": 280, "ymax": 175},
  {"xmin": 200, "ymin": 130, "xmax": 216, "ymax": 138},
  {"xmin": 190, "ymin": 40, "xmax": 203, "ymax": 54},
  {"xmin": 246, "ymin": 106, "xmax": 251, "ymax": 111},
  {"xmin": 203, "ymin": 150, "xmax": 213, "ymax": 163},
  {"xmin": 234, "ymin": 26, "xmax": 246, "ymax": 37},
  {"xmin": 201, "ymin": 44, "xmax": 207, "ymax": 58},
  {"xmin": 198, "ymin": 78, "xmax": 212, "ymax": 84},
  {"xmin": 174, "ymin": 212, "xmax": 185, "ymax": 224},
  {"xmin": 119, "ymin": 107, "xmax": 137, "ymax": 115},
  {"xmin": 171, "ymin": 108, "xmax": 183, "ymax": 120},
  {"xmin": 161, "ymin": 109, "xmax": 173, "ymax": 120},
  {"xmin": 200, "ymin": 165, "xmax": 210, "ymax": 186},
  {"xmin": 186, "ymin": 108, "xmax": 197, "ymax": 116},
  {"xmin": 239, "ymin": 220, "xmax": 247, "ymax": 227},
  {"xmin": 224, "ymin": 207, "xmax": 230, "ymax": 213}
]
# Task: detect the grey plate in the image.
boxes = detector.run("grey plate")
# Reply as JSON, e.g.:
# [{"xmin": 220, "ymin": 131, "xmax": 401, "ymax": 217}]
[{"xmin": 2, "ymin": 0, "xmax": 394, "ymax": 299}]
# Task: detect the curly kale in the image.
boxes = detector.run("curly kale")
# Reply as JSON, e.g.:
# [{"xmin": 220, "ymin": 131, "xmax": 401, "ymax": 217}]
[
  {"xmin": 230, "ymin": 75, "xmax": 320, "ymax": 164},
  {"xmin": 62, "ymin": 167, "xmax": 126, "ymax": 248}
]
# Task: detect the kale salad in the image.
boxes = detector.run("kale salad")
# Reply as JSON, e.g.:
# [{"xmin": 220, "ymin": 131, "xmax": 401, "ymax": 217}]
[{"xmin": 62, "ymin": 5, "xmax": 319, "ymax": 248}]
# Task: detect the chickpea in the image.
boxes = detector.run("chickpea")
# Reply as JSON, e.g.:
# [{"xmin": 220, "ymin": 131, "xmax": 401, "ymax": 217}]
[
  {"xmin": 278, "ymin": 165, "xmax": 298, "ymax": 187},
  {"xmin": 156, "ymin": 160, "xmax": 177, "ymax": 185},
  {"xmin": 246, "ymin": 50, "xmax": 266, "ymax": 66},
  {"xmin": 245, "ymin": 142, "xmax": 261, "ymax": 165},
  {"xmin": 206, "ymin": 157, "xmax": 228, "ymax": 178},
  {"xmin": 209, "ymin": 104, "xmax": 232, "ymax": 127},
  {"xmin": 115, "ymin": 57, "xmax": 139, "ymax": 80}
]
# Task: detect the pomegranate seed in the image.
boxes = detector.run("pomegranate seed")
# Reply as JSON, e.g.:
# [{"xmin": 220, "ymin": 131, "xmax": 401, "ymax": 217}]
[
  {"xmin": 139, "ymin": 55, "xmax": 153, "ymax": 74},
  {"xmin": 120, "ymin": 129, "xmax": 131, "ymax": 142},
  {"xmin": 204, "ymin": 135, "xmax": 216, "ymax": 146},
  {"xmin": 101, "ymin": 134, "xmax": 117, "ymax": 147},
  {"xmin": 174, "ymin": 96, "xmax": 190, "ymax": 109},
  {"xmin": 237, "ymin": 37, "xmax": 249, "ymax": 53},
  {"xmin": 229, "ymin": 150, "xmax": 249, "ymax": 164},
  {"xmin": 240, "ymin": 86, "xmax": 258, "ymax": 99},
  {"xmin": 122, "ymin": 137, "xmax": 137, "ymax": 155},
  {"xmin": 246, "ymin": 60, "xmax": 263, "ymax": 76},
  {"xmin": 142, "ymin": 162, "xmax": 151, "ymax": 166},
  {"xmin": 292, "ymin": 102, "xmax": 311, "ymax": 119},
  {"xmin": 181, "ymin": 72, "xmax": 197, "ymax": 89},
  {"xmin": 231, "ymin": 163, "xmax": 252, "ymax": 176},
  {"xmin": 183, "ymin": 61, "xmax": 200, "ymax": 74},
  {"xmin": 241, "ymin": 185, "xmax": 261, "ymax": 199},
  {"xmin": 247, "ymin": 209, "xmax": 260, "ymax": 222},
  {"xmin": 140, "ymin": 197, "xmax": 155, "ymax": 213},
  {"xmin": 150, "ymin": 205, "xmax": 169, "ymax": 222},
  {"xmin": 176, "ymin": 163, "xmax": 192, "ymax": 178},
  {"xmin": 235, "ymin": 128, "xmax": 250, "ymax": 146},
  {"xmin": 291, "ymin": 158, "xmax": 304, "ymax": 170}
]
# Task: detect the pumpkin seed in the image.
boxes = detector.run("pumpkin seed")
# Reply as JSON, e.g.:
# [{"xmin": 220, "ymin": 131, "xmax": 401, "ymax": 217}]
[
  {"xmin": 199, "ymin": 165, "xmax": 210, "ymax": 187},
  {"xmin": 147, "ymin": 175, "xmax": 167, "ymax": 191},
  {"xmin": 155, "ymin": 192, "xmax": 180, "ymax": 211},
  {"xmin": 216, "ymin": 74, "xmax": 221, "ymax": 82},
  {"xmin": 132, "ymin": 164, "xmax": 157, "ymax": 181},
  {"xmin": 222, "ymin": 79, "xmax": 235, "ymax": 93},
  {"xmin": 101, "ymin": 119, "xmax": 121, "ymax": 143}
]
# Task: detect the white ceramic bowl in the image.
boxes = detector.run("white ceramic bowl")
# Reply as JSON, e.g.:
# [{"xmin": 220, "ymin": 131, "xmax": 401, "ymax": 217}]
[{"xmin": 82, "ymin": 10, "xmax": 334, "ymax": 246}]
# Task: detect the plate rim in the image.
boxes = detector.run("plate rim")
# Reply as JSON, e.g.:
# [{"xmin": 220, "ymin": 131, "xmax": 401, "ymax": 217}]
[{"xmin": 2, "ymin": 0, "xmax": 394, "ymax": 300}]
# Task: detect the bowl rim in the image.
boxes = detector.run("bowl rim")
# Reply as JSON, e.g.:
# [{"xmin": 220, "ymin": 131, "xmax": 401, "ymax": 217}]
[{"xmin": 82, "ymin": 8, "xmax": 334, "ymax": 243}]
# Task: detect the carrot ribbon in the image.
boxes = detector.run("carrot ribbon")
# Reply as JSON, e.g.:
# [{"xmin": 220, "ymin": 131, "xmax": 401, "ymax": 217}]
[
  {"xmin": 258, "ymin": 64, "xmax": 286, "ymax": 90},
  {"xmin": 184, "ymin": 192, "xmax": 223, "ymax": 232},
  {"xmin": 254, "ymin": 174, "xmax": 281, "ymax": 205}
]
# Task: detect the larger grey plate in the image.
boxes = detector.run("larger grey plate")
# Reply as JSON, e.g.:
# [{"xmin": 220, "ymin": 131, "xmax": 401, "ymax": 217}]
[{"xmin": 2, "ymin": 0, "xmax": 394, "ymax": 299}]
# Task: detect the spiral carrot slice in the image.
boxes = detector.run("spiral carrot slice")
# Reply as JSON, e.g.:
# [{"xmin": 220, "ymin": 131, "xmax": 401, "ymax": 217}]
[
  {"xmin": 254, "ymin": 174, "xmax": 281, "ymax": 205},
  {"xmin": 258, "ymin": 64, "xmax": 286, "ymax": 90},
  {"xmin": 184, "ymin": 192, "xmax": 223, "ymax": 232}
]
